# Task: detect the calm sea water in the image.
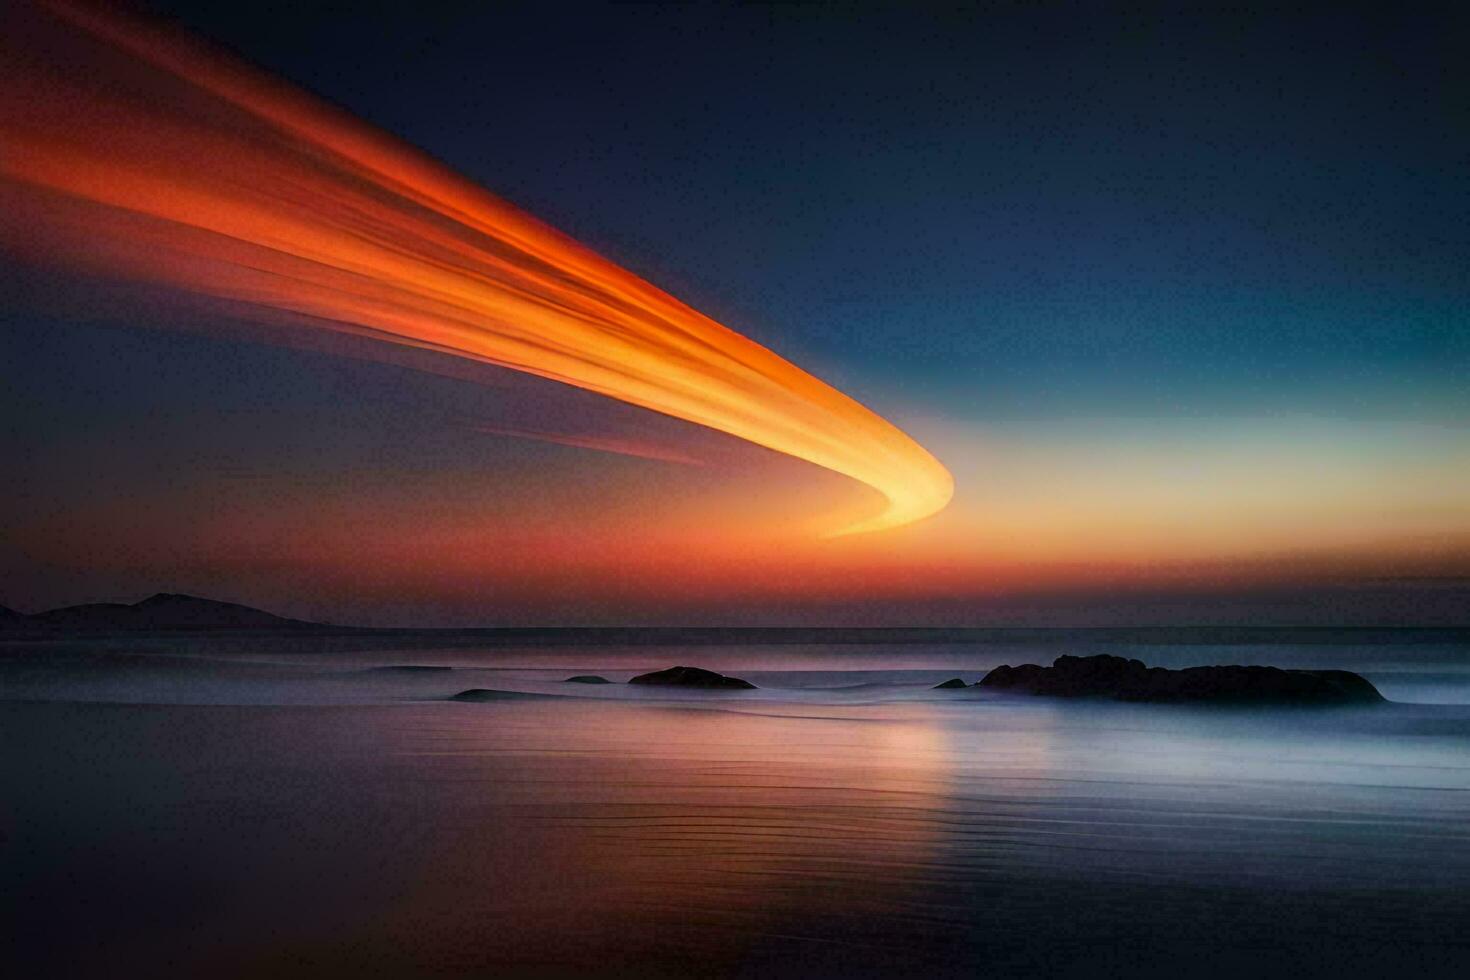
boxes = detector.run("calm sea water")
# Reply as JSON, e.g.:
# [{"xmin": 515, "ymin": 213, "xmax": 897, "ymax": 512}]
[{"xmin": 4, "ymin": 635, "xmax": 1469, "ymax": 977}]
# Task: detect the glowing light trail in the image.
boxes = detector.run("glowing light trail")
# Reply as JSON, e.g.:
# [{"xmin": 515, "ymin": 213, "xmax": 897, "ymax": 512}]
[{"xmin": 0, "ymin": 1, "xmax": 952, "ymax": 534}]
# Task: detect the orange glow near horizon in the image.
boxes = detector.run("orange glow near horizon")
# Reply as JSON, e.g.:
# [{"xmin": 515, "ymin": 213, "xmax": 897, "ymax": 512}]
[{"xmin": 0, "ymin": 1, "xmax": 952, "ymax": 536}]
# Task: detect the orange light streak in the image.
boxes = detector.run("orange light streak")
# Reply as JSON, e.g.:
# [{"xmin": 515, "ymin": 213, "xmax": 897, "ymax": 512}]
[
  {"xmin": 473, "ymin": 425, "xmax": 712, "ymax": 468},
  {"xmin": 0, "ymin": 1, "xmax": 952, "ymax": 534}
]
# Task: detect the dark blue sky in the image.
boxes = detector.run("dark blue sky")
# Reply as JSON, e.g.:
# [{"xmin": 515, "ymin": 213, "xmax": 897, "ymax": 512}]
[{"xmin": 127, "ymin": 1, "xmax": 1467, "ymax": 421}]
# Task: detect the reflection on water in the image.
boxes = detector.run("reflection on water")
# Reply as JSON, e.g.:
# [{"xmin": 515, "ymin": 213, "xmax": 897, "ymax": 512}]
[
  {"xmin": 391, "ymin": 703, "xmax": 960, "ymax": 977},
  {"xmin": 3, "ymin": 638, "xmax": 1470, "ymax": 977}
]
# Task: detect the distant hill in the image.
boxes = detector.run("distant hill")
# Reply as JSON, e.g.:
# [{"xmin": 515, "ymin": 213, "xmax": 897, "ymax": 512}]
[{"xmin": 5, "ymin": 593, "xmax": 322, "ymax": 631}]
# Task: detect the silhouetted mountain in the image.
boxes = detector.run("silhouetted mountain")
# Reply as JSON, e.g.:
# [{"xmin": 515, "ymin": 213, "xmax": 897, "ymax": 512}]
[{"xmin": 8, "ymin": 593, "xmax": 320, "ymax": 631}]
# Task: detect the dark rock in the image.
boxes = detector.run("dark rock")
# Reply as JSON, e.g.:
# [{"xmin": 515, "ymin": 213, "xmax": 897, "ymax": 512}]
[
  {"xmin": 976, "ymin": 654, "xmax": 1384, "ymax": 705},
  {"xmin": 933, "ymin": 678, "xmax": 970, "ymax": 689},
  {"xmin": 451, "ymin": 689, "xmax": 549, "ymax": 702},
  {"xmin": 564, "ymin": 675, "xmax": 611, "ymax": 684},
  {"xmin": 627, "ymin": 665, "xmax": 756, "ymax": 689}
]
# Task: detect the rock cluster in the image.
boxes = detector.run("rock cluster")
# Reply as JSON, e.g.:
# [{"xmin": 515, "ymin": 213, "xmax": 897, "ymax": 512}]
[{"xmin": 976, "ymin": 654, "xmax": 1383, "ymax": 704}]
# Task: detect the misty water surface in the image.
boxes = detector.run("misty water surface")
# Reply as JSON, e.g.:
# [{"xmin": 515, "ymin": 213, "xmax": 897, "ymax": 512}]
[{"xmin": 4, "ymin": 636, "xmax": 1469, "ymax": 977}]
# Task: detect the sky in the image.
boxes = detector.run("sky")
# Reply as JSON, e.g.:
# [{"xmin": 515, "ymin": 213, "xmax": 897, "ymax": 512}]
[{"xmin": 2, "ymin": 1, "xmax": 1467, "ymax": 626}]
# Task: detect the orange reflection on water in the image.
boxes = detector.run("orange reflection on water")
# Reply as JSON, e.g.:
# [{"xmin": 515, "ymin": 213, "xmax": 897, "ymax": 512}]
[{"xmin": 386, "ymin": 700, "xmax": 956, "ymax": 970}]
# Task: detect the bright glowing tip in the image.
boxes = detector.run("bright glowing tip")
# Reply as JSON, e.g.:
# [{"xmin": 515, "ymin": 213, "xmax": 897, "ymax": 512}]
[{"xmin": 0, "ymin": 0, "xmax": 954, "ymax": 534}]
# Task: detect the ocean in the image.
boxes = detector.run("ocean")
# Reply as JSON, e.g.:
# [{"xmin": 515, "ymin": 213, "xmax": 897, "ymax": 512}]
[{"xmin": 4, "ymin": 632, "xmax": 1469, "ymax": 977}]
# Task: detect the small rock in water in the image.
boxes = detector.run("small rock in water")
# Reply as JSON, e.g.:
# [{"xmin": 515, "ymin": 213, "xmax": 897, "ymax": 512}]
[
  {"xmin": 933, "ymin": 678, "xmax": 970, "ymax": 689},
  {"xmin": 627, "ymin": 666, "xmax": 756, "ymax": 689},
  {"xmin": 564, "ymin": 675, "xmax": 611, "ymax": 684},
  {"xmin": 451, "ymin": 688, "xmax": 543, "ymax": 702}
]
